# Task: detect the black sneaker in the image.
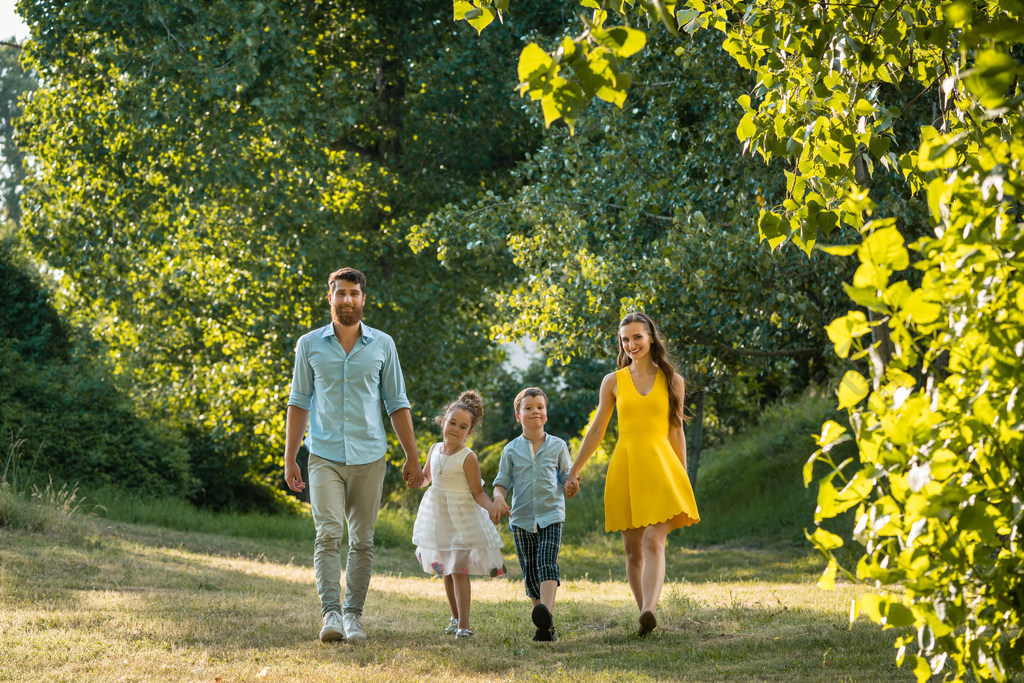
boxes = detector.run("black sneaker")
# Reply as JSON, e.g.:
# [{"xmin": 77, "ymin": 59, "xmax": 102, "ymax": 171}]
[{"xmin": 532, "ymin": 603, "xmax": 554, "ymax": 641}]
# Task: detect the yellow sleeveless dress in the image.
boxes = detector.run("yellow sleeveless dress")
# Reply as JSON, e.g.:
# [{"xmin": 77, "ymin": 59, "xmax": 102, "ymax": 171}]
[{"xmin": 604, "ymin": 366, "xmax": 700, "ymax": 533}]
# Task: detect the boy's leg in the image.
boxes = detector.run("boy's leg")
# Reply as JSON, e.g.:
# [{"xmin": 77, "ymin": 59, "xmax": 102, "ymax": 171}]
[
  {"xmin": 511, "ymin": 525, "xmax": 541, "ymax": 604},
  {"xmin": 536, "ymin": 522, "xmax": 564, "ymax": 612}
]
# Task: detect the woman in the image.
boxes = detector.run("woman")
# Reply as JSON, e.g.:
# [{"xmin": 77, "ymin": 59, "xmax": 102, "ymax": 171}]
[{"xmin": 564, "ymin": 312, "xmax": 699, "ymax": 636}]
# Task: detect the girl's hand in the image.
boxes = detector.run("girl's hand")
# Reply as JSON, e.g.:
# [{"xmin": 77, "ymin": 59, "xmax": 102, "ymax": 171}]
[
  {"xmin": 564, "ymin": 473, "xmax": 581, "ymax": 498},
  {"xmin": 489, "ymin": 499, "xmax": 510, "ymax": 523}
]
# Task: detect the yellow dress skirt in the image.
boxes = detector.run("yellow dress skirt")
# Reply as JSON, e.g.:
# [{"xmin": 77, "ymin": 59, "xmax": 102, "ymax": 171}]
[{"xmin": 604, "ymin": 366, "xmax": 700, "ymax": 533}]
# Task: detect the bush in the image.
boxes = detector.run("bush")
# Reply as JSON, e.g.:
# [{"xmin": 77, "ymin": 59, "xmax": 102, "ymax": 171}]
[
  {"xmin": 684, "ymin": 388, "xmax": 856, "ymax": 546},
  {"xmin": 0, "ymin": 241, "xmax": 194, "ymax": 497}
]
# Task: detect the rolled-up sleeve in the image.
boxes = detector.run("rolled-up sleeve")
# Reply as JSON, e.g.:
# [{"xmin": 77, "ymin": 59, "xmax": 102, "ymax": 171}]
[
  {"xmin": 379, "ymin": 337, "xmax": 411, "ymax": 415},
  {"xmin": 556, "ymin": 442, "xmax": 571, "ymax": 486},
  {"xmin": 493, "ymin": 444, "xmax": 514, "ymax": 491},
  {"xmin": 287, "ymin": 337, "xmax": 315, "ymax": 410}
]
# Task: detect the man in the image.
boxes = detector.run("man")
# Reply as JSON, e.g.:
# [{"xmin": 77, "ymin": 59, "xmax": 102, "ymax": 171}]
[{"xmin": 284, "ymin": 267, "xmax": 424, "ymax": 643}]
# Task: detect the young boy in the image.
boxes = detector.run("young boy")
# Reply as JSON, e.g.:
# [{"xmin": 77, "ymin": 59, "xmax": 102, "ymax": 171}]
[{"xmin": 490, "ymin": 387, "xmax": 572, "ymax": 642}]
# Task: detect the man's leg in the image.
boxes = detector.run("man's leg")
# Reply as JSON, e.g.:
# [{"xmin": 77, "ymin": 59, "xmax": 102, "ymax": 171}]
[
  {"xmin": 308, "ymin": 454, "xmax": 346, "ymax": 641},
  {"xmin": 341, "ymin": 456, "xmax": 386, "ymax": 635}
]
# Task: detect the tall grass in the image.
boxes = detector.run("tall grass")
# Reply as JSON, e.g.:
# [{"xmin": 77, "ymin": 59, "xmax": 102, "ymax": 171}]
[{"xmin": 0, "ymin": 435, "xmax": 91, "ymax": 535}]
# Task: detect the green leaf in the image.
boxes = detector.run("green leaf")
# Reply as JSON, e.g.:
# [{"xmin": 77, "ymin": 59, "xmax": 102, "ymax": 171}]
[
  {"xmin": 518, "ymin": 43, "xmax": 554, "ymax": 85},
  {"xmin": 825, "ymin": 311, "xmax": 871, "ymax": 358},
  {"xmin": 964, "ymin": 49, "xmax": 1019, "ymax": 109},
  {"xmin": 819, "ymin": 557, "xmax": 839, "ymax": 589},
  {"xmin": 737, "ymin": 111, "xmax": 756, "ymax": 141},
  {"xmin": 592, "ymin": 26, "xmax": 647, "ymax": 58},
  {"xmin": 816, "ymin": 244, "xmax": 859, "ymax": 256},
  {"xmin": 883, "ymin": 601, "xmax": 916, "ymax": 628},
  {"xmin": 859, "ymin": 225, "xmax": 908, "ymax": 270},
  {"xmin": 837, "ymin": 370, "xmax": 869, "ymax": 410},
  {"xmin": 917, "ymin": 132, "xmax": 963, "ymax": 172},
  {"xmin": 466, "ymin": 6, "xmax": 497, "ymax": 33},
  {"xmin": 757, "ymin": 210, "xmax": 788, "ymax": 250},
  {"xmin": 809, "ymin": 526, "xmax": 845, "ymax": 550}
]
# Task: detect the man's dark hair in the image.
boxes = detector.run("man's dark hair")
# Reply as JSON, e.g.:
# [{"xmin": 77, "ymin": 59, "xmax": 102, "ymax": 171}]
[{"xmin": 328, "ymin": 267, "xmax": 366, "ymax": 295}]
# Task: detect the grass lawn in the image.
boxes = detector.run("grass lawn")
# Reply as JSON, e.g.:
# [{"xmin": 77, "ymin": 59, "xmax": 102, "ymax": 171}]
[{"xmin": 0, "ymin": 513, "xmax": 913, "ymax": 682}]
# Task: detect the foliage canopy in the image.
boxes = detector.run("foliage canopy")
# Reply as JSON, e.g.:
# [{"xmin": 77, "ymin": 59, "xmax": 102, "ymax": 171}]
[{"xmin": 456, "ymin": 0, "xmax": 1024, "ymax": 679}]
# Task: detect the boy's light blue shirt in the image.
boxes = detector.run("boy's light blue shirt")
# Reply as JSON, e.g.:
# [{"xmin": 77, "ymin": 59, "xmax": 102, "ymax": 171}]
[
  {"xmin": 493, "ymin": 433, "xmax": 572, "ymax": 532},
  {"xmin": 287, "ymin": 322, "xmax": 411, "ymax": 465}
]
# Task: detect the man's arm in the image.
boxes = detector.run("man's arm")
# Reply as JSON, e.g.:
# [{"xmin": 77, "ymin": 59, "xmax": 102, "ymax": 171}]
[
  {"xmin": 284, "ymin": 405, "xmax": 310, "ymax": 492},
  {"xmin": 389, "ymin": 407, "xmax": 423, "ymax": 488}
]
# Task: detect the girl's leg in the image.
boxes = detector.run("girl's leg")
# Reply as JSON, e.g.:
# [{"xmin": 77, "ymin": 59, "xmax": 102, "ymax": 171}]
[
  {"xmin": 620, "ymin": 528, "xmax": 645, "ymax": 610},
  {"xmin": 639, "ymin": 521, "xmax": 671, "ymax": 613},
  {"xmin": 443, "ymin": 574, "xmax": 458, "ymax": 619},
  {"xmin": 451, "ymin": 573, "xmax": 472, "ymax": 629}
]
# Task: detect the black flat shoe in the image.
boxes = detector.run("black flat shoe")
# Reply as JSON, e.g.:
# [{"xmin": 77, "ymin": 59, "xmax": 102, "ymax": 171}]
[{"xmin": 639, "ymin": 610, "xmax": 657, "ymax": 637}]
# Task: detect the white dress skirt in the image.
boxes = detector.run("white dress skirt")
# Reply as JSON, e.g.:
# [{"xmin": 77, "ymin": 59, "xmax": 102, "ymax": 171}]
[{"xmin": 412, "ymin": 443, "xmax": 506, "ymax": 577}]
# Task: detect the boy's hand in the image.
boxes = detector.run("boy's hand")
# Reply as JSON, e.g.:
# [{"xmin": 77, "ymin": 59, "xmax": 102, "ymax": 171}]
[
  {"xmin": 564, "ymin": 473, "xmax": 581, "ymax": 498},
  {"xmin": 489, "ymin": 499, "xmax": 510, "ymax": 523}
]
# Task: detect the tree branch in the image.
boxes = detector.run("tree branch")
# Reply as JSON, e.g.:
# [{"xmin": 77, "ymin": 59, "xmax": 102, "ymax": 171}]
[{"xmin": 685, "ymin": 329, "xmax": 824, "ymax": 358}]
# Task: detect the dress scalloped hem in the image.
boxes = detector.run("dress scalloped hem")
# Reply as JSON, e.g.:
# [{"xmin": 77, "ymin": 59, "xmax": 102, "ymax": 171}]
[{"xmin": 605, "ymin": 507, "xmax": 700, "ymax": 534}]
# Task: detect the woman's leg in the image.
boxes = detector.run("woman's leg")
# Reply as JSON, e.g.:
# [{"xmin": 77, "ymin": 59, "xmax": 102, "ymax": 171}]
[
  {"xmin": 452, "ymin": 573, "xmax": 472, "ymax": 629},
  {"xmin": 639, "ymin": 522, "xmax": 671, "ymax": 613},
  {"xmin": 620, "ymin": 528, "xmax": 645, "ymax": 610},
  {"xmin": 443, "ymin": 574, "xmax": 458, "ymax": 619}
]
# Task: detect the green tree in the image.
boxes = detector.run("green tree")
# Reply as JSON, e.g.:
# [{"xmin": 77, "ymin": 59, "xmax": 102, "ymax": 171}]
[
  {"xmin": 457, "ymin": 0, "xmax": 1024, "ymax": 679},
  {"xmin": 15, "ymin": 0, "xmax": 551, "ymax": 509},
  {"xmin": 415, "ymin": 28, "xmax": 857, "ymax": 483},
  {"xmin": 0, "ymin": 40, "xmax": 32, "ymax": 228}
]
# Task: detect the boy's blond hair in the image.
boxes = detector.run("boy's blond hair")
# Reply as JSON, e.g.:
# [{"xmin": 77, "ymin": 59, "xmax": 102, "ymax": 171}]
[{"xmin": 513, "ymin": 386, "xmax": 548, "ymax": 414}]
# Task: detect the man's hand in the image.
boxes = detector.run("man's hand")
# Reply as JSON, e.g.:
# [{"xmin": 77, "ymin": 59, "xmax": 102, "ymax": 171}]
[
  {"xmin": 403, "ymin": 457, "xmax": 424, "ymax": 488},
  {"xmin": 284, "ymin": 460, "xmax": 306, "ymax": 493},
  {"xmin": 564, "ymin": 473, "xmax": 581, "ymax": 498}
]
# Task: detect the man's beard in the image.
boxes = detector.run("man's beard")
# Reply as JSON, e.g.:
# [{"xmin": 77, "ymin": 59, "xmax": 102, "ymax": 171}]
[{"xmin": 333, "ymin": 303, "xmax": 363, "ymax": 326}]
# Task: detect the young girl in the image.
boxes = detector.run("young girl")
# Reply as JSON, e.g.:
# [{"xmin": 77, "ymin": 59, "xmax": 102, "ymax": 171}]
[
  {"xmin": 564, "ymin": 312, "xmax": 699, "ymax": 637},
  {"xmin": 412, "ymin": 390, "xmax": 506, "ymax": 639}
]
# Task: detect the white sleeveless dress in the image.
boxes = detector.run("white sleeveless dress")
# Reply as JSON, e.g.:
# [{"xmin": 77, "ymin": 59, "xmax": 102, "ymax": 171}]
[{"xmin": 412, "ymin": 443, "xmax": 506, "ymax": 577}]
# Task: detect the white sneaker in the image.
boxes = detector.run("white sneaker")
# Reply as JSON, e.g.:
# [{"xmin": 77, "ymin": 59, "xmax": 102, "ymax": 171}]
[
  {"xmin": 343, "ymin": 612, "xmax": 367, "ymax": 641},
  {"xmin": 319, "ymin": 611, "xmax": 345, "ymax": 642}
]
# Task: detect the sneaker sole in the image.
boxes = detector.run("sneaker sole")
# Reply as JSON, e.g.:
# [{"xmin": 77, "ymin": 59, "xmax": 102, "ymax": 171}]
[
  {"xmin": 532, "ymin": 604, "xmax": 554, "ymax": 641},
  {"xmin": 531, "ymin": 604, "xmax": 553, "ymax": 630},
  {"xmin": 319, "ymin": 629, "xmax": 345, "ymax": 643}
]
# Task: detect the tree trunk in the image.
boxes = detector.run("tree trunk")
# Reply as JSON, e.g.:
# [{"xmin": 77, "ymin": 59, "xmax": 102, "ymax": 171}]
[{"xmin": 685, "ymin": 389, "xmax": 704, "ymax": 488}]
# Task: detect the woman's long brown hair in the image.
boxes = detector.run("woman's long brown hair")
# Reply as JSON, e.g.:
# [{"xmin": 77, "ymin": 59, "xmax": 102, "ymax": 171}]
[{"xmin": 617, "ymin": 312, "xmax": 684, "ymax": 427}]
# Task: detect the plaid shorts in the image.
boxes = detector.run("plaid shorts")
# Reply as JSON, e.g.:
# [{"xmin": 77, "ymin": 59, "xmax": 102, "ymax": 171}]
[{"xmin": 512, "ymin": 522, "xmax": 563, "ymax": 600}]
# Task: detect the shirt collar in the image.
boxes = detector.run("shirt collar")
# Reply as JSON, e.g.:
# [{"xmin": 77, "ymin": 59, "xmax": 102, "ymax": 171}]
[{"xmin": 318, "ymin": 321, "xmax": 377, "ymax": 343}]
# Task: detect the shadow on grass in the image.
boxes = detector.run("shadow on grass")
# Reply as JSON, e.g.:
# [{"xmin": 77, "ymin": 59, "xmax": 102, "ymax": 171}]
[{"xmin": 0, "ymin": 521, "xmax": 911, "ymax": 681}]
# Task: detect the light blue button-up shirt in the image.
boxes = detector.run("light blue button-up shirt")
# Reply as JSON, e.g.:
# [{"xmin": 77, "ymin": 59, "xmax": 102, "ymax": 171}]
[
  {"xmin": 493, "ymin": 433, "xmax": 572, "ymax": 532},
  {"xmin": 287, "ymin": 322, "xmax": 411, "ymax": 465}
]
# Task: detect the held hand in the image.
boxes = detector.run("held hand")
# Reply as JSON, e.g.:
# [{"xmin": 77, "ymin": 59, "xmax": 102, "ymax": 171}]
[
  {"xmin": 403, "ymin": 457, "xmax": 424, "ymax": 488},
  {"xmin": 489, "ymin": 500, "xmax": 510, "ymax": 523},
  {"xmin": 564, "ymin": 473, "xmax": 581, "ymax": 498},
  {"xmin": 284, "ymin": 461, "xmax": 306, "ymax": 493}
]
